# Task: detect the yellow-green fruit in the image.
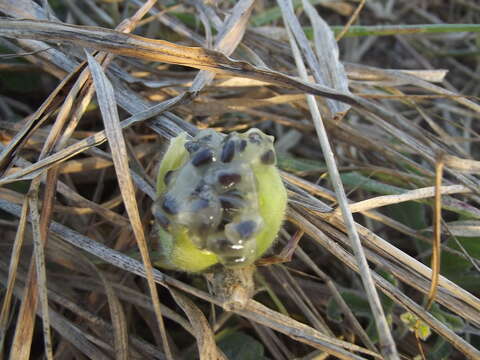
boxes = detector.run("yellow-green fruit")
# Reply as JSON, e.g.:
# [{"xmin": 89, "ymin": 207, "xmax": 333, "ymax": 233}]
[{"xmin": 152, "ymin": 128, "xmax": 287, "ymax": 272}]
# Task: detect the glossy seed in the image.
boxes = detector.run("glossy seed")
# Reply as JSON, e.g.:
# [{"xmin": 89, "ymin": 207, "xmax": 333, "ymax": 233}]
[
  {"xmin": 191, "ymin": 148, "xmax": 214, "ymax": 166},
  {"xmin": 211, "ymin": 238, "xmax": 231, "ymax": 252},
  {"xmin": 218, "ymin": 172, "xmax": 241, "ymax": 188},
  {"xmin": 235, "ymin": 220, "xmax": 257, "ymax": 239},
  {"xmin": 219, "ymin": 195, "xmax": 244, "ymax": 210},
  {"xmin": 217, "ymin": 219, "xmax": 228, "ymax": 231},
  {"xmin": 196, "ymin": 222, "xmax": 211, "ymax": 238},
  {"xmin": 225, "ymin": 189, "xmax": 244, "ymax": 198},
  {"xmin": 239, "ymin": 139, "xmax": 247, "ymax": 152},
  {"xmin": 221, "ymin": 140, "xmax": 235, "ymax": 163},
  {"xmin": 164, "ymin": 170, "xmax": 175, "ymax": 185},
  {"xmin": 223, "ymin": 255, "xmax": 247, "ymax": 265},
  {"xmin": 162, "ymin": 194, "xmax": 178, "ymax": 215},
  {"xmin": 184, "ymin": 141, "xmax": 200, "ymax": 153},
  {"xmin": 260, "ymin": 149, "xmax": 275, "ymax": 165},
  {"xmin": 155, "ymin": 211, "xmax": 170, "ymax": 229},
  {"xmin": 152, "ymin": 201, "xmax": 171, "ymax": 229},
  {"xmin": 248, "ymin": 132, "xmax": 262, "ymax": 144}
]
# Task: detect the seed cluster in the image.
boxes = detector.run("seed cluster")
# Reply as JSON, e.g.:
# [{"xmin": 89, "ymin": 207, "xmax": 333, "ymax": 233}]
[{"xmin": 154, "ymin": 128, "xmax": 277, "ymax": 267}]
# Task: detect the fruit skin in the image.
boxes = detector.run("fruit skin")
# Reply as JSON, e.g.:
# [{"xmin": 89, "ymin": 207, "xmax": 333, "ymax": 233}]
[{"xmin": 153, "ymin": 129, "xmax": 287, "ymax": 273}]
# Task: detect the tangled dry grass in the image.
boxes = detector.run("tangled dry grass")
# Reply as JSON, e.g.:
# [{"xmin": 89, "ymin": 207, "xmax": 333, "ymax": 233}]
[{"xmin": 0, "ymin": 1, "xmax": 479, "ymax": 359}]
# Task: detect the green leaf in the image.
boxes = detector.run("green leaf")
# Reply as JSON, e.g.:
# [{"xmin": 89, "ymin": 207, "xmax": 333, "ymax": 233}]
[
  {"xmin": 340, "ymin": 172, "xmax": 405, "ymax": 196},
  {"xmin": 377, "ymin": 270, "xmax": 397, "ymax": 313},
  {"xmin": 217, "ymin": 332, "xmax": 266, "ymax": 360},
  {"xmin": 385, "ymin": 201, "xmax": 428, "ymax": 230},
  {"xmin": 170, "ymin": 12, "xmax": 199, "ymax": 29},
  {"xmin": 326, "ymin": 298, "xmax": 343, "ymax": 323},
  {"xmin": 449, "ymin": 236, "xmax": 480, "ymax": 259},
  {"xmin": 428, "ymin": 338, "xmax": 452, "ymax": 360},
  {"xmin": 440, "ymin": 250, "xmax": 472, "ymax": 276},
  {"xmin": 437, "ymin": 246, "xmax": 479, "ymax": 292},
  {"xmin": 430, "ymin": 303, "xmax": 465, "ymax": 332},
  {"xmin": 277, "ymin": 154, "xmax": 325, "ymax": 173},
  {"xmin": 0, "ymin": 71, "xmax": 41, "ymax": 93},
  {"xmin": 400, "ymin": 312, "xmax": 431, "ymax": 341},
  {"xmin": 444, "ymin": 272, "xmax": 480, "ymax": 293},
  {"xmin": 326, "ymin": 291, "xmax": 372, "ymax": 322}
]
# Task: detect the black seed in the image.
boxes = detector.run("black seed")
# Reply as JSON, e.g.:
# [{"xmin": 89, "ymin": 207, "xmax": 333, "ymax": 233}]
[
  {"xmin": 219, "ymin": 196, "xmax": 244, "ymax": 210},
  {"xmin": 152, "ymin": 202, "xmax": 170, "ymax": 229},
  {"xmin": 223, "ymin": 255, "xmax": 248, "ymax": 265},
  {"xmin": 236, "ymin": 220, "xmax": 256, "ymax": 239},
  {"xmin": 248, "ymin": 132, "xmax": 262, "ymax": 144},
  {"xmin": 225, "ymin": 189, "xmax": 244, "ymax": 198},
  {"xmin": 211, "ymin": 238, "xmax": 231, "ymax": 252},
  {"xmin": 239, "ymin": 140, "xmax": 247, "ymax": 152},
  {"xmin": 155, "ymin": 212, "xmax": 170, "ymax": 229},
  {"xmin": 217, "ymin": 219, "xmax": 228, "ymax": 231},
  {"xmin": 164, "ymin": 170, "xmax": 175, "ymax": 185},
  {"xmin": 218, "ymin": 172, "xmax": 241, "ymax": 188},
  {"xmin": 184, "ymin": 141, "xmax": 200, "ymax": 153},
  {"xmin": 162, "ymin": 195, "xmax": 178, "ymax": 215},
  {"xmin": 191, "ymin": 148, "xmax": 214, "ymax": 166},
  {"xmin": 221, "ymin": 140, "xmax": 235, "ymax": 163},
  {"xmin": 260, "ymin": 149, "xmax": 275, "ymax": 165},
  {"xmin": 196, "ymin": 222, "xmax": 211, "ymax": 237}
]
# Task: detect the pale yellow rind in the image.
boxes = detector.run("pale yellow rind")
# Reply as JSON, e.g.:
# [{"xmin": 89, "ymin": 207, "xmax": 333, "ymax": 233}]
[{"xmin": 252, "ymin": 163, "xmax": 287, "ymax": 258}]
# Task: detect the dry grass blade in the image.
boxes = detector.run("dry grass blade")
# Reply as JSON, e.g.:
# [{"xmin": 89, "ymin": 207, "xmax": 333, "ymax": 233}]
[
  {"xmin": 283, "ymin": 16, "xmax": 399, "ymax": 359},
  {"xmin": 294, "ymin": 247, "xmax": 379, "ymax": 352},
  {"xmin": 0, "ymin": 93, "xmax": 189, "ymax": 186},
  {"xmin": 242, "ymin": 300, "xmax": 379, "ymax": 360},
  {"xmin": 438, "ymin": 220, "xmax": 480, "ymax": 237},
  {"xmin": 289, "ymin": 209, "xmax": 480, "ymax": 359},
  {"xmin": 303, "ymin": 0, "xmax": 351, "ymax": 114},
  {"xmin": 8, "ymin": 173, "xmax": 56, "ymax": 358},
  {"xmin": 347, "ymin": 184, "xmax": 471, "ymax": 213},
  {"xmin": 8, "ymin": 235, "xmax": 38, "ymax": 358},
  {"xmin": 0, "ymin": 145, "xmax": 131, "ymax": 227},
  {"xmin": 444, "ymin": 154, "xmax": 480, "ymax": 173},
  {"xmin": 191, "ymin": 0, "xmax": 255, "ymax": 91},
  {"xmin": 77, "ymin": 252, "xmax": 130, "ymax": 359},
  {"xmin": 47, "ymin": 311, "xmax": 110, "ymax": 359},
  {"xmin": 335, "ymin": 0, "xmax": 366, "ymax": 41},
  {"xmin": 426, "ymin": 155, "xmax": 445, "ymax": 310},
  {"xmin": 317, "ymin": 209, "xmax": 480, "ymax": 325},
  {"xmin": 0, "ymin": 63, "xmax": 85, "ymax": 174},
  {"xmin": 0, "ymin": 198, "xmax": 379, "ymax": 360},
  {"xmin": 0, "ymin": 18, "xmax": 367, "ymax": 106},
  {"xmin": 277, "ymin": 0, "xmax": 347, "ymax": 118},
  {"xmin": 86, "ymin": 52, "xmax": 172, "ymax": 359},
  {"xmin": 27, "ymin": 194, "xmax": 53, "ymax": 360},
  {"xmin": 268, "ymin": 265, "xmax": 331, "ymax": 334},
  {"xmin": 0, "ymin": 198, "xmax": 28, "ymax": 357},
  {"xmin": 2, "ymin": 264, "xmax": 112, "ymax": 359},
  {"xmin": 1, "ymin": 1, "xmax": 480, "ymax": 358},
  {"xmin": 169, "ymin": 289, "xmax": 226, "ymax": 360}
]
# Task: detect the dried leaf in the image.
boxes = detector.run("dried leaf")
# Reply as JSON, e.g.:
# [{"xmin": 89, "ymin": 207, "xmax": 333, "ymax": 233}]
[
  {"xmin": 424, "ymin": 220, "xmax": 480, "ymax": 238},
  {"xmin": 170, "ymin": 289, "xmax": 226, "ymax": 360},
  {"xmin": 86, "ymin": 52, "xmax": 171, "ymax": 359},
  {"xmin": 303, "ymin": 0, "xmax": 351, "ymax": 114},
  {"xmin": 0, "ymin": 18, "xmax": 361, "ymax": 108},
  {"xmin": 444, "ymin": 154, "xmax": 480, "ymax": 173}
]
